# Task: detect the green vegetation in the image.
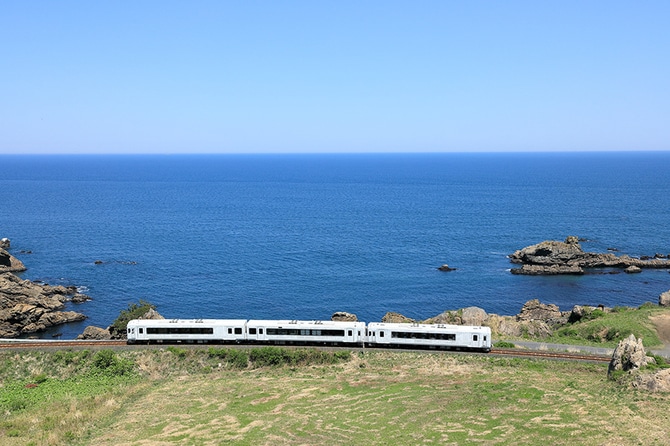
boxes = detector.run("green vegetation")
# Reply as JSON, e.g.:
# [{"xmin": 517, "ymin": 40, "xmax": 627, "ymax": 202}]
[
  {"xmin": 494, "ymin": 341, "xmax": 516, "ymax": 348},
  {"xmin": 538, "ymin": 304, "xmax": 666, "ymax": 348},
  {"xmin": 109, "ymin": 299, "xmax": 156, "ymax": 333},
  {"xmin": 0, "ymin": 346, "xmax": 668, "ymax": 445}
]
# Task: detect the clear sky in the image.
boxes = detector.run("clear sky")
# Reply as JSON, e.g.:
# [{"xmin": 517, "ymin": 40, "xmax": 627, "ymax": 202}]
[{"xmin": 1, "ymin": 1, "xmax": 669, "ymax": 154}]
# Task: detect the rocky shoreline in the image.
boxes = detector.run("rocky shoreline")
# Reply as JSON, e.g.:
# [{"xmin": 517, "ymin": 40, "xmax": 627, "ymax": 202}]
[{"xmin": 1, "ymin": 243, "xmax": 90, "ymax": 338}]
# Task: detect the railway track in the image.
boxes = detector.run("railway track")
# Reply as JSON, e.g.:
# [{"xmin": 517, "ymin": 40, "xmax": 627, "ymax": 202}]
[
  {"xmin": 489, "ymin": 347, "xmax": 611, "ymax": 362},
  {"xmin": 0, "ymin": 339, "xmax": 612, "ymax": 362},
  {"xmin": 0, "ymin": 339, "xmax": 127, "ymax": 349}
]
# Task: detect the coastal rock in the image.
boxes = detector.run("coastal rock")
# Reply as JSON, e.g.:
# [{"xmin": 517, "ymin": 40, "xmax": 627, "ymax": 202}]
[
  {"xmin": 510, "ymin": 264, "xmax": 584, "ymax": 275},
  {"xmin": 331, "ymin": 311, "xmax": 358, "ymax": 322},
  {"xmin": 517, "ymin": 299, "xmax": 562, "ymax": 323},
  {"xmin": 0, "ymin": 238, "xmax": 9, "ymax": 249},
  {"xmin": 139, "ymin": 308, "xmax": 164, "ymax": 320},
  {"xmin": 633, "ymin": 369, "xmax": 670, "ymax": 392},
  {"xmin": 381, "ymin": 312, "xmax": 417, "ymax": 323},
  {"xmin": 660, "ymin": 290, "xmax": 670, "ymax": 307},
  {"xmin": 568, "ymin": 305, "xmax": 609, "ymax": 323},
  {"xmin": 608, "ymin": 334, "xmax": 654, "ymax": 374},
  {"xmin": 0, "ymin": 272, "xmax": 89, "ymax": 337},
  {"xmin": 509, "ymin": 237, "xmax": 670, "ymax": 275},
  {"xmin": 0, "ymin": 248, "xmax": 26, "ymax": 273},
  {"xmin": 77, "ymin": 325, "xmax": 112, "ymax": 340},
  {"xmin": 509, "ymin": 237, "xmax": 584, "ymax": 266},
  {"xmin": 437, "ymin": 264, "xmax": 456, "ymax": 272},
  {"xmin": 624, "ymin": 266, "xmax": 642, "ymax": 274},
  {"xmin": 422, "ymin": 307, "xmax": 487, "ymax": 326}
]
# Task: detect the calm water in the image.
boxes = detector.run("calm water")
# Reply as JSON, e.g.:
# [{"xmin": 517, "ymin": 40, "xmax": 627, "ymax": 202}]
[{"xmin": 1, "ymin": 152, "xmax": 669, "ymax": 338}]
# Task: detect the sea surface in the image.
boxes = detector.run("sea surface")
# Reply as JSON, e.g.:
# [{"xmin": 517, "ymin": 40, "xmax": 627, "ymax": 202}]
[{"xmin": 1, "ymin": 152, "xmax": 669, "ymax": 339}]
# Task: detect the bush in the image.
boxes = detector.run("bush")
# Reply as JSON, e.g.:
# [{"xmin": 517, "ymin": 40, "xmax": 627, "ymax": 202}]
[
  {"xmin": 167, "ymin": 346, "xmax": 188, "ymax": 359},
  {"xmin": 110, "ymin": 300, "xmax": 156, "ymax": 333},
  {"xmin": 494, "ymin": 341, "xmax": 515, "ymax": 348},
  {"xmin": 247, "ymin": 347, "xmax": 351, "ymax": 368},
  {"xmin": 91, "ymin": 350, "xmax": 136, "ymax": 376},
  {"xmin": 208, "ymin": 347, "xmax": 249, "ymax": 369}
]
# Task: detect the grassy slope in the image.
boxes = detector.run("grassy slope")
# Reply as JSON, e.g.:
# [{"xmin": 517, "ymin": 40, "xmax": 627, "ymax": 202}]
[
  {"xmin": 1, "ymin": 348, "xmax": 669, "ymax": 446},
  {"xmin": 503, "ymin": 305, "xmax": 670, "ymax": 348}
]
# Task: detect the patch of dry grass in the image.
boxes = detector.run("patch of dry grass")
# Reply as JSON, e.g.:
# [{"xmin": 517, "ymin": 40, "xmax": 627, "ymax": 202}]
[
  {"xmin": 2, "ymin": 349, "xmax": 669, "ymax": 445},
  {"xmin": 84, "ymin": 352, "xmax": 669, "ymax": 445}
]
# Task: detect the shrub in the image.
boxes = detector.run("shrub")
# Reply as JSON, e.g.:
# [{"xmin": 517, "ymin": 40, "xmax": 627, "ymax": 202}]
[
  {"xmin": 208, "ymin": 347, "xmax": 249, "ymax": 369},
  {"xmin": 91, "ymin": 350, "xmax": 136, "ymax": 376},
  {"xmin": 32, "ymin": 373, "xmax": 48, "ymax": 384},
  {"xmin": 167, "ymin": 346, "xmax": 188, "ymax": 359},
  {"xmin": 494, "ymin": 341, "xmax": 516, "ymax": 348},
  {"xmin": 110, "ymin": 299, "xmax": 156, "ymax": 333},
  {"xmin": 247, "ymin": 347, "xmax": 352, "ymax": 368}
]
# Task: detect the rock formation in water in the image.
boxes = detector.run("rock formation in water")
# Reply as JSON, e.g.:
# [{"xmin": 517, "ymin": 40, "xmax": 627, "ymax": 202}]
[
  {"xmin": 0, "ymin": 273, "xmax": 88, "ymax": 337},
  {"xmin": 509, "ymin": 236, "xmax": 670, "ymax": 275},
  {"xmin": 0, "ymin": 247, "xmax": 26, "ymax": 273}
]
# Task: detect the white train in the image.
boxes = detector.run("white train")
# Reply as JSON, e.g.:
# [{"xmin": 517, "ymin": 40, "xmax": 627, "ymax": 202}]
[{"xmin": 126, "ymin": 318, "xmax": 491, "ymax": 352}]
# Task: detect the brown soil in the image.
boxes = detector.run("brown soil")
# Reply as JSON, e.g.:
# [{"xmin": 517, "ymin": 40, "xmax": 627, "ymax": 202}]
[{"xmin": 650, "ymin": 313, "xmax": 670, "ymax": 356}]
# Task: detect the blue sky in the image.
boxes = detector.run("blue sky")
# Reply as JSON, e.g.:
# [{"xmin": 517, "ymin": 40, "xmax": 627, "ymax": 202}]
[{"xmin": 1, "ymin": 1, "xmax": 669, "ymax": 154}]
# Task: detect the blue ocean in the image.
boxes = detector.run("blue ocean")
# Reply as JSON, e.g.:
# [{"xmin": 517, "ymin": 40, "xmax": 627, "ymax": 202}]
[{"xmin": 2, "ymin": 152, "xmax": 669, "ymax": 339}]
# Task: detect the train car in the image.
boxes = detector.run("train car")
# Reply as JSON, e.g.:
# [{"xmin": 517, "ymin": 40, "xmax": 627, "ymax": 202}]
[
  {"xmin": 366, "ymin": 322, "xmax": 491, "ymax": 352},
  {"xmin": 245, "ymin": 319, "xmax": 366, "ymax": 345},
  {"xmin": 126, "ymin": 319, "xmax": 247, "ymax": 344}
]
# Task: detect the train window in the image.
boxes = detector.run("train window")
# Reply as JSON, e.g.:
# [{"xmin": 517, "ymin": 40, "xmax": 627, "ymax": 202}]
[
  {"xmin": 235, "ymin": 328, "xmax": 242, "ymax": 335},
  {"xmin": 380, "ymin": 332, "xmax": 385, "ymax": 337},
  {"xmin": 391, "ymin": 331, "xmax": 456, "ymax": 341},
  {"xmin": 259, "ymin": 329, "xmax": 264, "ymax": 334},
  {"xmin": 473, "ymin": 335, "xmax": 478, "ymax": 342},
  {"xmin": 139, "ymin": 328, "xmax": 144, "ymax": 334},
  {"xmin": 348, "ymin": 330, "xmax": 353, "ymax": 337},
  {"xmin": 249, "ymin": 328, "xmax": 257, "ymax": 335},
  {"xmin": 228, "ymin": 328, "xmax": 232, "ymax": 334}
]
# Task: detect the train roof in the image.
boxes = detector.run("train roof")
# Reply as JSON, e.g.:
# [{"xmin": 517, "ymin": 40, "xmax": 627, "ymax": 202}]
[
  {"xmin": 246, "ymin": 319, "xmax": 365, "ymax": 327},
  {"xmin": 127, "ymin": 319, "xmax": 247, "ymax": 326},
  {"xmin": 367, "ymin": 322, "xmax": 491, "ymax": 332}
]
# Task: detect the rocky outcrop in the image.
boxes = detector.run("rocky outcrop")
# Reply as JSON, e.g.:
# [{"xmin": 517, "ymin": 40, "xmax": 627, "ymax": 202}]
[
  {"xmin": 517, "ymin": 299, "xmax": 563, "ymax": 323},
  {"xmin": 659, "ymin": 290, "xmax": 670, "ymax": 307},
  {"xmin": 608, "ymin": 334, "xmax": 670, "ymax": 392},
  {"xmin": 0, "ymin": 273, "xmax": 89, "ymax": 337},
  {"xmin": 510, "ymin": 236, "xmax": 670, "ymax": 275},
  {"xmin": 331, "ymin": 311, "xmax": 358, "ymax": 322},
  {"xmin": 0, "ymin": 238, "xmax": 10, "ymax": 249},
  {"xmin": 633, "ymin": 369, "xmax": 670, "ymax": 392},
  {"xmin": 608, "ymin": 334, "xmax": 654, "ymax": 374},
  {"xmin": 381, "ymin": 312, "xmax": 417, "ymax": 323},
  {"xmin": 77, "ymin": 326, "xmax": 112, "ymax": 340},
  {"xmin": 0, "ymin": 248, "xmax": 26, "ymax": 273},
  {"xmin": 424, "ymin": 307, "xmax": 488, "ymax": 326}
]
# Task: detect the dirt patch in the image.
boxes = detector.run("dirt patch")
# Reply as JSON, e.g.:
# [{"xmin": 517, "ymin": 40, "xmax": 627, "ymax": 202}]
[{"xmin": 650, "ymin": 314, "xmax": 670, "ymax": 346}]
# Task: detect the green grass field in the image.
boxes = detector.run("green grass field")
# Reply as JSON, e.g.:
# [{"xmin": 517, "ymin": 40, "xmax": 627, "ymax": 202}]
[{"xmin": 1, "ymin": 346, "xmax": 669, "ymax": 446}]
